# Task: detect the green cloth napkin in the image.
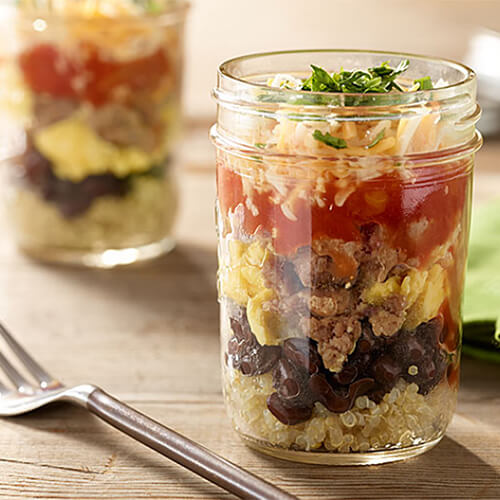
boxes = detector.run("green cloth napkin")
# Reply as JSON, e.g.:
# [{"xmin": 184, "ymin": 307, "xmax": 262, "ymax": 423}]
[{"xmin": 463, "ymin": 198, "xmax": 500, "ymax": 362}]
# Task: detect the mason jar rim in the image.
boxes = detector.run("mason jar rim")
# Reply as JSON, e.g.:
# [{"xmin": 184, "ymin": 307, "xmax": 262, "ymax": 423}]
[
  {"xmin": 212, "ymin": 49, "xmax": 482, "ymax": 163},
  {"xmin": 216, "ymin": 49, "xmax": 476, "ymax": 109},
  {"xmin": 7, "ymin": 0, "xmax": 189, "ymax": 26}
]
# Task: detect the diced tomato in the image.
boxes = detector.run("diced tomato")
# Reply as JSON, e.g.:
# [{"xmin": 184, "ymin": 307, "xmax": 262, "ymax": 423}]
[
  {"xmin": 82, "ymin": 44, "xmax": 169, "ymax": 105},
  {"xmin": 18, "ymin": 43, "xmax": 169, "ymax": 105},
  {"xmin": 216, "ymin": 163, "xmax": 244, "ymax": 218},
  {"xmin": 19, "ymin": 43, "xmax": 79, "ymax": 98}
]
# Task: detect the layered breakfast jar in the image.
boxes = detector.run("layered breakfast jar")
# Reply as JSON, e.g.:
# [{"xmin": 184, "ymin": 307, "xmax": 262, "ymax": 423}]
[
  {"xmin": 211, "ymin": 50, "xmax": 481, "ymax": 464},
  {"xmin": 0, "ymin": 0, "xmax": 188, "ymax": 266}
]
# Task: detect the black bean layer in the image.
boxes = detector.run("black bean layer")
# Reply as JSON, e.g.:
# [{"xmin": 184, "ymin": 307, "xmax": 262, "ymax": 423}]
[
  {"xmin": 227, "ymin": 307, "xmax": 448, "ymax": 425},
  {"xmin": 17, "ymin": 143, "xmax": 166, "ymax": 218}
]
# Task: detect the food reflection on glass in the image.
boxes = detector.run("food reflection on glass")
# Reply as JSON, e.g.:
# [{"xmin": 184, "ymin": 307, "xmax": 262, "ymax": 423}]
[
  {"xmin": 1, "ymin": 0, "xmax": 188, "ymax": 266},
  {"xmin": 212, "ymin": 51, "xmax": 482, "ymax": 464}
]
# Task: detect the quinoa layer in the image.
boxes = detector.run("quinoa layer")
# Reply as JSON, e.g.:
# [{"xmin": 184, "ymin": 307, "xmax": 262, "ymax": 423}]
[
  {"xmin": 224, "ymin": 370, "xmax": 454, "ymax": 453},
  {"xmin": 9, "ymin": 174, "xmax": 177, "ymax": 251}
]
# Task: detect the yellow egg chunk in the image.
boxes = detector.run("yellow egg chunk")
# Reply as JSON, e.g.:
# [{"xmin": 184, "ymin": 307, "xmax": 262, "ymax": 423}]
[
  {"xmin": 405, "ymin": 264, "xmax": 447, "ymax": 329},
  {"xmin": 247, "ymin": 289, "xmax": 280, "ymax": 345},
  {"xmin": 221, "ymin": 239, "xmax": 280, "ymax": 344},
  {"xmin": 400, "ymin": 269, "xmax": 428, "ymax": 308},
  {"xmin": 222, "ymin": 240, "xmax": 272, "ymax": 305},
  {"xmin": 221, "ymin": 268, "xmax": 249, "ymax": 306},
  {"xmin": 245, "ymin": 240, "xmax": 269, "ymax": 267},
  {"xmin": 34, "ymin": 118, "xmax": 156, "ymax": 182},
  {"xmin": 362, "ymin": 265, "xmax": 446, "ymax": 330},
  {"xmin": 228, "ymin": 239, "xmax": 246, "ymax": 263},
  {"xmin": 240, "ymin": 266, "xmax": 269, "ymax": 299},
  {"xmin": 362, "ymin": 276, "xmax": 402, "ymax": 305}
]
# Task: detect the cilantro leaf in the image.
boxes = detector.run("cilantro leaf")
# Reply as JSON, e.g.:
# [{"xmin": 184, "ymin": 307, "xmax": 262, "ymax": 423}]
[
  {"xmin": 307, "ymin": 65, "xmax": 337, "ymax": 92},
  {"xmin": 366, "ymin": 129, "xmax": 386, "ymax": 148},
  {"xmin": 313, "ymin": 130, "xmax": 347, "ymax": 149},
  {"xmin": 414, "ymin": 76, "xmax": 433, "ymax": 90}
]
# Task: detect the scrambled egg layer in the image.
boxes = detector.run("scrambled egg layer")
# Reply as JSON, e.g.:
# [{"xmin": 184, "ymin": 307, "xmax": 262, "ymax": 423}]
[
  {"xmin": 34, "ymin": 118, "xmax": 157, "ymax": 182},
  {"xmin": 363, "ymin": 264, "xmax": 447, "ymax": 330},
  {"xmin": 222, "ymin": 240, "xmax": 280, "ymax": 345}
]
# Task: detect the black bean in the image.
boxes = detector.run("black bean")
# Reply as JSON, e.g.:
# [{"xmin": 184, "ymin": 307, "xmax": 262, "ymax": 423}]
[
  {"xmin": 309, "ymin": 374, "xmax": 347, "ymax": 413},
  {"xmin": 20, "ymin": 144, "xmax": 130, "ymax": 218},
  {"xmin": 254, "ymin": 345, "xmax": 281, "ymax": 375},
  {"xmin": 230, "ymin": 317, "xmax": 253, "ymax": 343},
  {"xmin": 273, "ymin": 358, "xmax": 301, "ymax": 398},
  {"xmin": 239, "ymin": 357, "xmax": 254, "ymax": 376},
  {"xmin": 267, "ymin": 393, "xmax": 313, "ymax": 425},
  {"xmin": 407, "ymin": 336, "xmax": 426, "ymax": 363},
  {"xmin": 282, "ymin": 338, "xmax": 321, "ymax": 374},
  {"xmin": 371, "ymin": 355, "xmax": 401, "ymax": 386},
  {"xmin": 227, "ymin": 337, "xmax": 240, "ymax": 355},
  {"xmin": 333, "ymin": 365, "xmax": 358, "ymax": 385},
  {"xmin": 280, "ymin": 378, "xmax": 301, "ymax": 399},
  {"xmin": 348, "ymin": 378, "xmax": 375, "ymax": 401},
  {"xmin": 309, "ymin": 373, "xmax": 374, "ymax": 413}
]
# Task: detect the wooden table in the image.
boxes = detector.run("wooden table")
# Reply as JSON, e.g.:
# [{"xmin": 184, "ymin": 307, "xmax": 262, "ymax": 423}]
[{"xmin": 0, "ymin": 128, "xmax": 499, "ymax": 499}]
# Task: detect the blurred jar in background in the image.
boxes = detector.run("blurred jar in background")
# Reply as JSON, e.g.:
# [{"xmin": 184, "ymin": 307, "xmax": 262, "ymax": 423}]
[{"xmin": 0, "ymin": 0, "xmax": 188, "ymax": 267}]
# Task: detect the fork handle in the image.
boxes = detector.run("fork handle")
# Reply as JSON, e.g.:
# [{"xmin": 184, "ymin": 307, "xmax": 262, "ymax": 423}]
[{"xmin": 86, "ymin": 388, "xmax": 297, "ymax": 500}]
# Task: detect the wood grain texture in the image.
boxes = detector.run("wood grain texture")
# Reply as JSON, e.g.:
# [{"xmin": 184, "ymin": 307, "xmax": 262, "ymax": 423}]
[{"xmin": 0, "ymin": 131, "xmax": 499, "ymax": 499}]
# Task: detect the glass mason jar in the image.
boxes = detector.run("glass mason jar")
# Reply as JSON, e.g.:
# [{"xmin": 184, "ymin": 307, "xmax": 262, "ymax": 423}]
[
  {"xmin": 211, "ymin": 50, "xmax": 482, "ymax": 465},
  {"xmin": 0, "ymin": 0, "xmax": 188, "ymax": 267}
]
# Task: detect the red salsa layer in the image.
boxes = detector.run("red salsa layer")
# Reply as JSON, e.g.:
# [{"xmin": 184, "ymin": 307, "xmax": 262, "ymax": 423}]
[
  {"xmin": 217, "ymin": 158, "xmax": 469, "ymax": 261},
  {"xmin": 19, "ymin": 43, "xmax": 170, "ymax": 106}
]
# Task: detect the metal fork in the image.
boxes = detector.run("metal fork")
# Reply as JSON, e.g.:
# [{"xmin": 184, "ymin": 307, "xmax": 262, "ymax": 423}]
[{"xmin": 0, "ymin": 323, "xmax": 297, "ymax": 500}]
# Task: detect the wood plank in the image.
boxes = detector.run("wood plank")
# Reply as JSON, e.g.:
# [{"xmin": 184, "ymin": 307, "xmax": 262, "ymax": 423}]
[{"xmin": 0, "ymin": 363, "xmax": 498, "ymax": 500}]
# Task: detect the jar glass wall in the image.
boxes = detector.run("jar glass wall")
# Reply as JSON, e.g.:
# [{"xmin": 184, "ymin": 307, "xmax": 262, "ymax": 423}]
[
  {"xmin": 0, "ymin": 1, "xmax": 188, "ymax": 267},
  {"xmin": 211, "ymin": 50, "xmax": 481, "ymax": 465}
]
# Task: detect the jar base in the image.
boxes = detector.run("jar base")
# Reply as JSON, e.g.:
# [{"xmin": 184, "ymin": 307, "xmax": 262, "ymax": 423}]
[
  {"xmin": 18, "ymin": 236, "xmax": 176, "ymax": 268},
  {"xmin": 240, "ymin": 434, "xmax": 443, "ymax": 465}
]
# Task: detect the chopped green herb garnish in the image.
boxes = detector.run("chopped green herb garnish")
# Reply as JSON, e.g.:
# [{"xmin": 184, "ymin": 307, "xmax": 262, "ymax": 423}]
[
  {"xmin": 413, "ymin": 76, "xmax": 433, "ymax": 90},
  {"xmin": 301, "ymin": 60, "xmax": 432, "ymax": 95},
  {"xmin": 258, "ymin": 60, "xmax": 434, "ymax": 107},
  {"xmin": 367, "ymin": 129, "xmax": 386, "ymax": 149},
  {"xmin": 313, "ymin": 130, "xmax": 347, "ymax": 149},
  {"xmin": 254, "ymin": 143, "xmax": 267, "ymax": 149},
  {"xmin": 249, "ymin": 155, "xmax": 264, "ymax": 163}
]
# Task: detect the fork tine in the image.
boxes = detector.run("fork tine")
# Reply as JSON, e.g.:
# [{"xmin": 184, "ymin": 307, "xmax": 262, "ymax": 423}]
[
  {"xmin": 0, "ymin": 351, "xmax": 32, "ymax": 393},
  {"xmin": 0, "ymin": 323, "xmax": 55, "ymax": 388}
]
